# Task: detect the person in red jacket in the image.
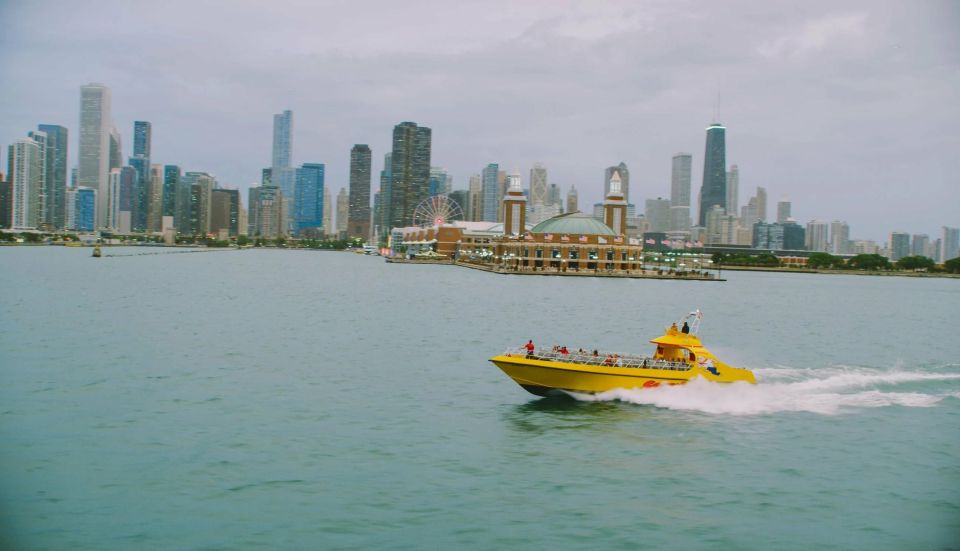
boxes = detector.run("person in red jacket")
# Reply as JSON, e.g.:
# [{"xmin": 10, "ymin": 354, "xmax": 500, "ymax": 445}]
[{"xmin": 525, "ymin": 340, "xmax": 535, "ymax": 357}]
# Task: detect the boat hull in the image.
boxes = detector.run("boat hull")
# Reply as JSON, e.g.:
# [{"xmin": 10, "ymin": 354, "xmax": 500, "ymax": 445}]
[{"xmin": 490, "ymin": 355, "xmax": 704, "ymax": 396}]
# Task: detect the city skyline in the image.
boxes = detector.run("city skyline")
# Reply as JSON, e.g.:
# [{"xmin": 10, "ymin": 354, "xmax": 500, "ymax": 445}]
[{"xmin": 1, "ymin": 1, "xmax": 958, "ymax": 242}]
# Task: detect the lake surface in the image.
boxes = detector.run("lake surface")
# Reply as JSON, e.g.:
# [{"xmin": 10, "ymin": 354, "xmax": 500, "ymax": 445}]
[{"xmin": 2, "ymin": 246, "xmax": 958, "ymax": 549}]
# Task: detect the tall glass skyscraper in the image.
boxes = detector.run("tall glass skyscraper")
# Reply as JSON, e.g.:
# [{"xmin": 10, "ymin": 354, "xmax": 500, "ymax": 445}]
[
  {"xmin": 272, "ymin": 110, "xmax": 294, "ymax": 228},
  {"xmin": 78, "ymin": 83, "xmax": 112, "ymax": 229},
  {"xmin": 295, "ymin": 163, "xmax": 325, "ymax": 235},
  {"xmin": 162, "ymin": 165, "xmax": 180, "ymax": 219},
  {"xmin": 38, "ymin": 124, "xmax": 68, "ymax": 229},
  {"xmin": 388, "ymin": 122, "xmax": 431, "ymax": 229},
  {"xmin": 698, "ymin": 123, "xmax": 726, "ymax": 227},
  {"xmin": 481, "ymin": 163, "xmax": 499, "ymax": 222},
  {"xmin": 377, "ymin": 153, "xmax": 391, "ymax": 238},
  {"xmin": 348, "ymin": 144, "xmax": 372, "ymax": 240},
  {"xmin": 133, "ymin": 121, "xmax": 151, "ymax": 158}
]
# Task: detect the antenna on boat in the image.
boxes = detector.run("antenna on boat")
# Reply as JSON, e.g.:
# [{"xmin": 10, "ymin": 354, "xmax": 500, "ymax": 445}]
[{"xmin": 679, "ymin": 309, "xmax": 703, "ymax": 335}]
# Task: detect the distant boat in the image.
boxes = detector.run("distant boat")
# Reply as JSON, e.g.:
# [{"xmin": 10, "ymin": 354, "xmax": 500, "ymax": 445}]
[
  {"xmin": 489, "ymin": 311, "xmax": 756, "ymax": 396},
  {"xmin": 92, "ymin": 244, "xmax": 102, "ymax": 258}
]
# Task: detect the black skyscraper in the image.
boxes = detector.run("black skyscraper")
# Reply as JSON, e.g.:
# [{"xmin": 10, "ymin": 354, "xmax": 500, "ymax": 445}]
[
  {"xmin": 348, "ymin": 144, "xmax": 372, "ymax": 240},
  {"xmin": 387, "ymin": 122, "xmax": 431, "ymax": 230},
  {"xmin": 697, "ymin": 123, "xmax": 726, "ymax": 227}
]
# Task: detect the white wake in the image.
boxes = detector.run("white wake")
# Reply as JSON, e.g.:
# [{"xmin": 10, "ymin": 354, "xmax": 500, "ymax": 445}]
[{"xmin": 572, "ymin": 366, "xmax": 960, "ymax": 416}]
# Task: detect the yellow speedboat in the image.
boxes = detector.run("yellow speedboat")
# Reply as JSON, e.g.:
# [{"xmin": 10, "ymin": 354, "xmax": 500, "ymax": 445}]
[{"xmin": 490, "ymin": 311, "xmax": 756, "ymax": 396}]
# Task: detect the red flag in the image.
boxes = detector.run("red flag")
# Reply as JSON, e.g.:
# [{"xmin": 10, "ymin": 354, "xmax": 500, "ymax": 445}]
[
  {"xmin": 645, "ymin": 238, "xmax": 655, "ymax": 245},
  {"xmin": 579, "ymin": 235, "xmax": 588, "ymax": 243}
]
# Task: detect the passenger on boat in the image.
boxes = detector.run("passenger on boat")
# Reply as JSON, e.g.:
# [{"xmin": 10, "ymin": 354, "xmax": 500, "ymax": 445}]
[
  {"xmin": 604, "ymin": 354, "xmax": 614, "ymax": 366},
  {"xmin": 559, "ymin": 346, "xmax": 569, "ymax": 355},
  {"xmin": 681, "ymin": 322, "xmax": 690, "ymax": 334},
  {"xmin": 525, "ymin": 340, "xmax": 535, "ymax": 357}
]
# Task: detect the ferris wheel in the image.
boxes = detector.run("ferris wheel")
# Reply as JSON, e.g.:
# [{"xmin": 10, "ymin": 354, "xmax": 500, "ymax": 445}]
[{"xmin": 412, "ymin": 195, "xmax": 465, "ymax": 228}]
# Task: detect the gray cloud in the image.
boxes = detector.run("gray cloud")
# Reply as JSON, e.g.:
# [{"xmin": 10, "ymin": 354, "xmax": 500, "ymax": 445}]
[{"xmin": 1, "ymin": 0, "xmax": 957, "ymax": 241}]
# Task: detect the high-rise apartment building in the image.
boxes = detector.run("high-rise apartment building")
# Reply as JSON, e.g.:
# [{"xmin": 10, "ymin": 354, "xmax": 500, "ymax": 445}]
[
  {"xmin": 8, "ymin": 137, "xmax": 43, "ymax": 229},
  {"xmin": 37, "ymin": 124, "xmax": 68, "ymax": 229},
  {"xmin": 247, "ymin": 185, "xmax": 285, "ymax": 238},
  {"xmin": 210, "ymin": 189, "xmax": 240, "ymax": 237},
  {"xmin": 805, "ymin": 220, "xmax": 830, "ymax": 252},
  {"xmin": 386, "ymin": 122, "xmax": 431, "ymax": 229},
  {"xmin": 162, "ymin": 165, "xmax": 180, "ymax": 219},
  {"xmin": 78, "ymin": 83, "xmax": 112, "ymax": 229},
  {"xmin": 753, "ymin": 221, "xmax": 804, "ymax": 250},
  {"xmin": 911, "ymin": 234, "xmax": 929, "ymax": 258},
  {"xmin": 698, "ymin": 123, "xmax": 726, "ymax": 226},
  {"xmin": 147, "ymin": 164, "xmax": 163, "ymax": 232},
  {"xmin": 726, "ymin": 164, "xmax": 739, "ymax": 219},
  {"xmin": 756, "ymin": 187, "xmax": 767, "ymax": 222},
  {"xmin": 604, "ymin": 162, "xmax": 630, "ymax": 204},
  {"xmin": 133, "ymin": 121, "xmax": 151, "ymax": 157},
  {"xmin": 890, "ymin": 232, "xmax": 911, "ymax": 261},
  {"xmin": 941, "ymin": 226, "xmax": 959, "ymax": 261},
  {"xmin": 348, "ymin": 145, "xmax": 372, "ymax": 240},
  {"xmin": 323, "ymin": 186, "xmax": 333, "ymax": 236},
  {"xmin": 295, "ymin": 163, "xmax": 325, "ymax": 235},
  {"xmin": 830, "ymin": 220, "xmax": 850, "ymax": 255},
  {"xmin": 670, "ymin": 153, "xmax": 692, "ymax": 233},
  {"xmin": 480, "ymin": 163, "xmax": 499, "ymax": 222},
  {"xmin": 0, "ymin": 171, "xmax": 10, "ymax": 229},
  {"xmin": 109, "ymin": 128, "xmax": 122, "ymax": 171},
  {"xmin": 777, "ymin": 200, "xmax": 792, "ymax": 223},
  {"xmin": 75, "ymin": 187, "xmax": 96, "ymax": 231}
]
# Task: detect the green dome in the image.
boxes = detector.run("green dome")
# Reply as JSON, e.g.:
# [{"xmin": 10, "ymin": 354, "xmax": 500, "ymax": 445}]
[{"xmin": 530, "ymin": 211, "xmax": 616, "ymax": 236}]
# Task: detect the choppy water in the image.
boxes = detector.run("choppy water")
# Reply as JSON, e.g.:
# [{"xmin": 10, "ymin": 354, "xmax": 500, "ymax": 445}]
[{"xmin": 2, "ymin": 247, "xmax": 958, "ymax": 549}]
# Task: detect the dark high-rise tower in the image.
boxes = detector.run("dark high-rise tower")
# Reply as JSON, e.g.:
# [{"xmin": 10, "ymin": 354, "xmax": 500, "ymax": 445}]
[
  {"xmin": 348, "ymin": 144, "xmax": 372, "ymax": 240},
  {"xmin": 133, "ymin": 121, "xmax": 151, "ymax": 157},
  {"xmin": 387, "ymin": 122, "xmax": 431, "ymax": 229},
  {"xmin": 697, "ymin": 123, "xmax": 726, "ymax": 227},
  {"xmin": 37, "ymin": 124, "xmax": 68, "ymax": 229}
]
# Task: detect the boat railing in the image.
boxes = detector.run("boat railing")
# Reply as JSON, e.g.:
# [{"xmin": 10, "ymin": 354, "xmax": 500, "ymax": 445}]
[{"xmin": 504, "ymin": 347, "xmax": 691, "ymax": 371}]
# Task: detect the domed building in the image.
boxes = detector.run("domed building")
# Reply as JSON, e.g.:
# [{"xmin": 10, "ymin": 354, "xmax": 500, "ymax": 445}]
[{"xmin": 490, "ymin": 171, "xmax": 648, "ymax": 273}]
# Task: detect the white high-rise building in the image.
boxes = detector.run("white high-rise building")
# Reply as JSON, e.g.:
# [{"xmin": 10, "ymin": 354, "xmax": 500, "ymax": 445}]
[
  {"xmin": 78, "ymin": 83, "xmax": 112, "ymax": 229},
  {"xmin": 776, "ymin": 200, "xmax": 791, "ymax": 223},
  {"xmin": 336, "ymin": 187, "xmax": 349, "ymax": 238},
  {"xmin": 806, "ymin": 220, "xmax": 830, "ymax": 252},
  {"xmin": 725, "ymin": 164, "xmax": 739, "ymax": 220},
  {"xmin": 9, "ymin": 137, "xmax": 44, "ymax": 229},
  {"xmin": 322, "ymin": 185, "xmax": 333, "ymax": 236},
  {"xmin": 756, "ymin": 187, "xmax": 768, "ymax": 222},
  {"xmin": 830, "ymin": 220, "xmax": 850, "ymax": 254},
  {"xmin": 669, "ymin": 153, "xmax": 692, "ymax": 233}
]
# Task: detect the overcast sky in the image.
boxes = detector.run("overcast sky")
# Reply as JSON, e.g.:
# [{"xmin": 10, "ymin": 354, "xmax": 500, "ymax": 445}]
[{"xmin": 1, "ymin": 0, "xmax": 957, "ymax": 242}]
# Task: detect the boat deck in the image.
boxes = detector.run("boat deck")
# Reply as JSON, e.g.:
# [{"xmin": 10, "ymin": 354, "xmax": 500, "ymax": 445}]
[{"xmin": 503, "ymin": 348, "xmax": 691, "ymax": 372}]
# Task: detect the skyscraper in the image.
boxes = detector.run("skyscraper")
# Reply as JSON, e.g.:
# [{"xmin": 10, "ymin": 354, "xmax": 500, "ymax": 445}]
[
  {"xmin": 890, "ymin": 232, "xmax": 910, "ymax": 261},
  {"xmin": 295, "ymin": 163, "xmax": 325, "ymax": 235},
  {"xmin": 941, "ymin": 226, "xmax": 959, "ymax": 261},
  {"xmin": 645, "ymin": 198, "xmax": 671, "ymax": 232},
  {"xmin": 272, "ymin": 110, "xmax": 294, "ymax": 228},
  {"xmin": 911, "ymin": 234, "xmax": 929, "ymax": 258},
  {"xmin": 726, "ymin": 164, "xmax": 739, "ymax": 219},
  {"xmin": 529, "ymin": 163, "xmax": 548, "ymax": 207},
  {"xmin": 348, "ymin": 145, "xmax": 372, "ymax": 240},
  {"xmin": 336, "ymin": 187, "xmax": 349, "ymax": 238},
  {"xmin": 133, "ymin": 121, "xmax": 151, "ymax": 158},
  {"xmin": 830, "ymin": 220, "xmax": 850, "ymax": 255},
  {"xmin": 323, "ymin": 186, "xmax": 333, "ymax": 236},
  {"xmin": 387, "ymin": 122, "xmax": 431, "ymax": 229},
  {"xmin": 604, "ymin": 162, "xmax": 630, "ymax": 204},
  {"xmin": 776, "ymin": 200, "xmax": 792, "ymax": 223},
  {"xmin": 78, "ymin": 83, "xmax": 112, "ymax": 229},
  {"xmin": 566, "ymin": 185, "xmax": 578, "ymax": 214},
  {"xmin": 37, "ymin": 124, "xmax": 68, "ymax": 229},
  {"xmin": 428, "ymin": 166, "xmax": 450, "ymax": 197},
  {"xmin": 806, "ymin": 220, "xmax": 830, "ymax": 252},
  {"xmin": 162, "ymin": 165, "xmax": 180, "ymax": 219},
  {"xmin": 129, "ymin": 155, "xmax": 150, "ymax": 232},
  {"xmin": 670, "ymin": 153, "xmax": 692, "ymax": 233},
  {"xmin": 481, "ymin": 163, "xmax": 499, "ymax": 222},
  {"xmin": 8, "ymin": 137, "xmax": 43, "ymax": 229},
  {"xmin": 467, "ymin": 174, "xmax": 481, "ymax": 221},
  {"xmin": 377, "ymin": 153, "xmax": 392, "ymax": 236},
  {"xmin": 210, "ymin": 189, "xmax": 240, "ymax": 237},
  {"xmin": 698, "ymin": 123, "xmax": 726, "ymax": 226}
]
